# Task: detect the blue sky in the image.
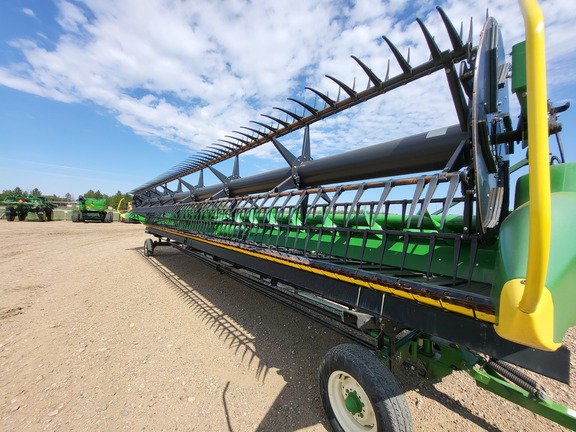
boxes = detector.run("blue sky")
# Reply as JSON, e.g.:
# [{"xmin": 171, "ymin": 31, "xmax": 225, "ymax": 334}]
[{"xmin": 0, "ymin": 0, "xmax": 575, "ymax": 198}]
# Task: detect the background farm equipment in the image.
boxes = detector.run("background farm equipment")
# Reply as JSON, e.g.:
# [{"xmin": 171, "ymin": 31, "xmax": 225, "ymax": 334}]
[
  {"xmin": 71, "ymin": 196, "xmax": 113, "ymax": 223},
  {"xmin": 117, "ymin": 198, "xmax": 145, "ymax": 224},
  {"xmin": 131, "ymin": 1, "xmax": 575, "ymax": 430},
  {"xmin": 1, "ymin": 194, "xmax": 57, "ymax": 222}
]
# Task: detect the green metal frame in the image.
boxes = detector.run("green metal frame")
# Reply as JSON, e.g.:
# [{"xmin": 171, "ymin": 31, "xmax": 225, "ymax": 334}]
[{"xmin": 381, "ymin": 331, "xmax": 576, "ymax": 430}]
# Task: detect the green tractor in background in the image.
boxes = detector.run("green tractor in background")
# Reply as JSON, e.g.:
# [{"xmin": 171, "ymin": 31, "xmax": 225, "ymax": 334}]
[
  {"xmin": 1, "ymin": 194, "xmax": 57, "ymax": 221},
  {"xmin": 71, "ymin": 196, "xmax": 114, "ymax": 223}
]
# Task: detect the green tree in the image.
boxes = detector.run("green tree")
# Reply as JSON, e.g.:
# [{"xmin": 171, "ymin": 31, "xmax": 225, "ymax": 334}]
[
  {"xmin": 0, "ymin": 189, "xmax": 14, "ymax": 201},
  {"xmin": 31, "ymin": 187, "xmax": 42, "ymax": 196},
  {"xmin": 108, "ymin": 191, "xmax": 124, "ymax": 210},
  {"xmin": 124, "ymin": 193, "xmax": 133, "ymax": 209}
]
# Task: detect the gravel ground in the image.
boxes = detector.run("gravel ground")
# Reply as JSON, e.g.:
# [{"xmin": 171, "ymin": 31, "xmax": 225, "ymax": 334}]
[{"xmin": 0, "ymin": 221, "xmax": 574, "ymax": 431}]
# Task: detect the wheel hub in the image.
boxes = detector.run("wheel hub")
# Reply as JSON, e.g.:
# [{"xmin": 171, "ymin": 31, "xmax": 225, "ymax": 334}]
[
  {"xmin": 328, "ymin": 370, "xmax": 376, "ymax": 430},
  {"xmin": 345, "ymin": 390, "xmax": 364, "ymax": 416}
]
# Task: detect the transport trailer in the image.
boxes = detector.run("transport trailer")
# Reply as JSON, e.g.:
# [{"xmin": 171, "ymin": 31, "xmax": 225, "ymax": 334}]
[{"xmin": 131, "ymin": 1, "xmax": 576, "ymax": 430}]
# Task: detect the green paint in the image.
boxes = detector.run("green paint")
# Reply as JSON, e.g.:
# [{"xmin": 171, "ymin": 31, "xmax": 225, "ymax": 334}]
[
  {"xmin": 495, "ymin": 163, "xmax": 576, "ymax": 342},
  {"xmin": 345, "ymin": 391, "xmax": 364, "ymax": 415}
]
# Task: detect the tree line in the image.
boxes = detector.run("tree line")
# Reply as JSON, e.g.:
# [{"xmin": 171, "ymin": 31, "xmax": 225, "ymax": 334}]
[{"xmin": 0, "ymin": 187, "xmax": 133, "ymax": 210}]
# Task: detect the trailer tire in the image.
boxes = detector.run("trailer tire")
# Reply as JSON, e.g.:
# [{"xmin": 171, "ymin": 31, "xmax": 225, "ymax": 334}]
[
  {"xmin": 144, "ymin": 239, "xmax": 154, "ymax": 257},
  {"xmin": 71, "ymin": 210, "xmax": 80, "ymax": 223},
  {"xmin": 5, "ymin": 206, "xmax": 16, "ymax": 221},
  {"xmin": 18, "ymin": 212, "xmax": 26, "ymax": 221},
  {"xmin": 46, "ymin": 208, "xmax": 53, "ymax": 221},
  {"xmin": 319, "ymin": 344, "xmax": 412, "ymax": 432},
  {"xmin": 105, "ymin": 212, "xmax": 114, "ymax": 223}
]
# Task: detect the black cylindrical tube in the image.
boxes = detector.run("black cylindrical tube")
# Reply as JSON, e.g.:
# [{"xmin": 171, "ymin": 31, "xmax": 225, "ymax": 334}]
[
  {"xmin": 144, "ymin": 124, "xmax": 465, "ymax": 204},
  {"xmin": 299, "ymin": 125, "xmax": 465, "ymax": 186}
]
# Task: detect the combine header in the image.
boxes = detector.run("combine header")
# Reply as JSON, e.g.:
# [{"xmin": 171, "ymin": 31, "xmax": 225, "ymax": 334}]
[{"xmin": 132, "ymin": 1, "xmax": 575, "ymax": 430}]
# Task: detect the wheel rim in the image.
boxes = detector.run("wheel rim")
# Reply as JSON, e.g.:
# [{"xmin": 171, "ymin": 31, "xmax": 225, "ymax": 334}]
[{"xmin": 327, "ymin": 370, "xmax": 377, "ymax": 431}]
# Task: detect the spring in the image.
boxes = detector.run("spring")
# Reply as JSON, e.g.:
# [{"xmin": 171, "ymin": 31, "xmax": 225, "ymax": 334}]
[{"xmin": 486, "ymin": 359, "xmax": 547, "ymax": 400}]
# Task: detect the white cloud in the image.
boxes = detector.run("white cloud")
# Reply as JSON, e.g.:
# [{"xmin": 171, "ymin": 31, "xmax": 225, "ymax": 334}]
[
  {"xmin": 1, "ymin": 0, "xmax": 575, "ymax": 165},
  {"xmin": 22, "ymin": 8, "xmax": 36, "ymax": 18}
]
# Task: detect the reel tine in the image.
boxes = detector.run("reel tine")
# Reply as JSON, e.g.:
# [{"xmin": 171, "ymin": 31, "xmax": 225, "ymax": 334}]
[
  {"xmin": 265, "ymin": 193, "xmax": 282, "ymax": 221},
  {"xmin": 436, "ymin": 6, "xmax": 464, "ymax": 51},
  {"xmin": 416, "ymin": 18, "xmax": 442, "ymax": 61},
  {"xmin": 325, "ymin": 75, "xmax": 357, "ymax": 98},
  {"xmin": 382, "ymin": 36, "xmax": 412, "ymax": 75},
  {"xmin": 240, "ymin": 126, "xmax": 268, "ymax": 137},
  {"xmin": 305, "ymin": 87, "xmax": 336, "ymax": 107},
  {"xmin": 345, "ymin": 183, "xmax": 366, "ymax": 227},
  {"xmin": 224, "ymin": 135, "xmax": 249, "ymax": 145},
  {"xmin": 191, "ymin": 155, "xmax": 211, "ymax": 164},
  {"xmin": 288, "ymin": 97, "xmax": 318, "ymax": 115},
  {"xmin": 295, "ymin": 191, "xmax": 309, "ymax": 224},
  {"xmin": 384, "ymin": 59, "xmax": 390, "ymax": 81},
  {"xmin": 440, "ymin": 174, "xmax": 460, "ymax": 230},
  {"xmin": 213, "ymin": 142, "xmax": 235, "ymax": 152},
  {"xmin": 407, "ymin": 177, "xmax": 426, "ymax": 228},
  {"xmin": 200, "ymin": 150, "xmax": 222, "ymax": 159},
  {"xmin": 273, "ymin": 106, "xmax": 302, "ymax": 121},
  {"xmin": 250, "ymin": 120, "xmax": 277, "ymax": 132},
  {"xmin": 206, "ymin": 146, "xmax": 227, "ymax": 155},
  {"xmin": 374, "ymin": 180, "xmax": 392, "ymax": 225},
  {"xmin": 445, "ymin": 61, "xmax": 469, "ymax": 132},
  {"xmin": 323, "ymin": 186, "xmax": 342, "ymax": 225},
  {"xmin": 418, "ymin": 175, "xmax": 439, "ymax": 228},
  {"xmin": 306, "ymin": 187, "xmax": 325, "ymax": 221},
  {"xmin": 232, "ymin": 130, "xmax": 258, "ymax": 141},
  {"xmin": 261, "ymin": 114, "xmax": 290, "ymax": 128},
  {"xmin": 278, "ymin": 191, "xmax": 294, "ymax": 222}
]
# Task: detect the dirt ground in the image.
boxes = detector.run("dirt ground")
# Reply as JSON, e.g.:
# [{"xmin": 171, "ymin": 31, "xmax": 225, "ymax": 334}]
[{"xmin": 1, "ymin": 221, "xmax": 575, "ymax": 431}]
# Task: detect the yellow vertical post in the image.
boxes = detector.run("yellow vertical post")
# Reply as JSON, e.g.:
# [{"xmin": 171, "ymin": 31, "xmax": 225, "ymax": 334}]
[
  {"xmin": 517, "ymin": 0, "xmax": 551, "ymax": 313},
  {"xmin": 495, "ymin": 0, "xmax": 558, "ymax": 350}
]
